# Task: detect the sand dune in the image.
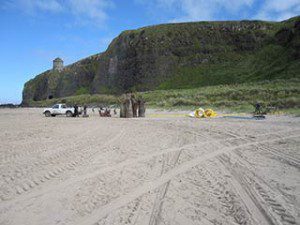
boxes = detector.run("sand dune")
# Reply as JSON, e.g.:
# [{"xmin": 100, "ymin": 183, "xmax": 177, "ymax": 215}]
[{"xmin": 0, "ymin": 108, "xmax": 299, "ymax": 225}]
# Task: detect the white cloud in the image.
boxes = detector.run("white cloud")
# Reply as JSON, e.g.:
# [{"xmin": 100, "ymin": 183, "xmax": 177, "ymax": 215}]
[
  {"xmin": 175, "ymin": 0, "xmax": 213, "ymax": 22},
  {"xmin": 266, "ymin": 0, "xmax": 299, "ymax": 12},
  {"xmin": 35, "ymin": 0, "xmax": 63, "ymax": 12},
  {"xmin": 2, "ymin": 0, "xmax": 114, "ymax": 26},
  {"xmin": 254, "ymin": 0, "xmax": 300, "ymax": 21},
  {"xmin": 137, "ymin": 0, "xmax": 255, "ymax": 22},
  {"xmin": 67, "ymin": 0, "xmax": 114, "ymax": 26},
  {"xmin": 137, "ymin": 0, "xmax": 299, "ymax": 22},
  {"xmin": 2, "ymin": 0, "xmax": 63, "ymax": 13}
]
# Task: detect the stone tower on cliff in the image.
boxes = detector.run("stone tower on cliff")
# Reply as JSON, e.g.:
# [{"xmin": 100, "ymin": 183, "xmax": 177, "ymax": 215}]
[{"xmin": 53, "ymin": 57, "xmax": 64, "ymax": 72}]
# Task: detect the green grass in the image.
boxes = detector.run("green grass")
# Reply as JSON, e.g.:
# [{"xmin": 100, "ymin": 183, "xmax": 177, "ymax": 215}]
[
  {"xmin": 278, "ymin": 108, "xmax": 300, "ymax": 117},
  {"xmin": 75, "ymin": 87, "xmax": 89, "ymax": 95},
  {"xmin": 140, "ymin": 78, "xmax": 300, "ymax": 112},
  {"xmin": 158, "ymin": 43, "xmax": 300, "ymax": 90},
  {"xmin": 30, "ymin": 79, "xmax": 300, "ymax": 116},
  {"xmin": 28, "ymin": 94, "xmax": 119, "ymax": 107}
]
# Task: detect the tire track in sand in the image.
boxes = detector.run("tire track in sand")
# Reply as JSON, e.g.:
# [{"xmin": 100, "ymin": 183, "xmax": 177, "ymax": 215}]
[
  {"xmin": 219, "ymin": 153, "xmax": 297, "ymax": 225},
  {"xmin": 148, "ymin": 147, "xmax": 183, "ymax": 225},
  {"xmin": 1, "ymin": 129, "xmax": 296, "ymax": 208},
  {"xmin": 258, "ymin": 145, "xmax": 300, "ymax": 169},
  {"xmin": 0, "ymin": 132, "xmax": 248, "ymax": 206},
  {"xmin": 0, "ymin": 123, "xmax": 103, "ymax": 164},
  {"xmin": 0, "ymin": 129, "xmax": 126, "ymax": 203},
  {"xmin": 182, "ymin": 162, "xmax": 254, "ymax": 225},
  {"xmin": 74, "ymin": 134, "xmax": 300, "ymax": 225}
]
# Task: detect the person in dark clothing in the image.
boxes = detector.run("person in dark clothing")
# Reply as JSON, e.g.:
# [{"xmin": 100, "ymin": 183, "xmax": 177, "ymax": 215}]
[
  {"xmin": 254, "ymin": 103, "xmax": 262, "ymax": 115},
  {"xmin": 74, "ymin": 104, "xmax": 79, "ymax": 117},
  {"xmin": 83, "ymin": 105, "xmax": 88, "ymax": 117}
]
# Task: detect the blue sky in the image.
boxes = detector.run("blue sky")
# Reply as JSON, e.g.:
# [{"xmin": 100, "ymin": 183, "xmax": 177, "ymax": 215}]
[{"xmin": 0, "ymin": 0, "xmax": 299, "ymax": 104}]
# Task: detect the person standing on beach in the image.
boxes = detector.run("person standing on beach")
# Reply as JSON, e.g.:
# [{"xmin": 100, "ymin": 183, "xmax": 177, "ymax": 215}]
[
  {"xmin": 83, "ymin": 105, "xmax": 87, "ymax": 117},
  {"xmin": 255, "ymin": 103, "xmax": 262, "ymax": 115},
  {"xmin": 74, "ymin": 104, "xmax": 79, "ymax": 117}
]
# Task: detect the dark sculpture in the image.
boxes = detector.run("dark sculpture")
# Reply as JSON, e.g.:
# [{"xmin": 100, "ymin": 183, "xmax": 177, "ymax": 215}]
[{"xmin": 120, "ymin": 93, "xmax": 146, "ymax": 118}]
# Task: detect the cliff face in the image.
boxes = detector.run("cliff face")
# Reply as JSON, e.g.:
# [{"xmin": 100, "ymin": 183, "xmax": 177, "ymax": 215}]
[
  {"xmin": 22, "ymin": 16, "xmax": 300, "ymax": 105},
  {"xmin": 22, "ymin": 54, "xmax": 101, "ymax": 104}
]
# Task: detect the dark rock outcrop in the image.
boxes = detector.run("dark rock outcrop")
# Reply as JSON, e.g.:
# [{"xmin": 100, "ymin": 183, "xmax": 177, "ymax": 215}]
[
  {"xmin": 22, "ymin": 16, "xmax": 300, "ymax": 106},
  {"xmin": 275, "ymin": 27, "xmax": 294, "ymax": 45}
]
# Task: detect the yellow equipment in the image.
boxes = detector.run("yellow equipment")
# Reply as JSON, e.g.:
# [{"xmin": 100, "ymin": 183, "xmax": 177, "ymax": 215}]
[
  {"xmin": 190, "ymin": 108, "xmax": 217, "ymax": 118},
  {"xmin": 194, "ymin": 108, "xmax": 205, "ymax": 118},
  {"xmin": 203, "ymin": 109, "xmax": 217, "ymax": 118}
]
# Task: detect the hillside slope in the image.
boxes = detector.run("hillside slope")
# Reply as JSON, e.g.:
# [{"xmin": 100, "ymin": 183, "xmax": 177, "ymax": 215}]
[{"xmin": 22, "ymin": 16, "xmax": 300, "ymax": 106}]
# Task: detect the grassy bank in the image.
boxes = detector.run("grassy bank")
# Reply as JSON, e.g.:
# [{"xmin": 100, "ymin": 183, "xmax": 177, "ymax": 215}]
[
  {"xmin": 141, "ymin": 79, "xmax": 300, "ymax": 109},
  {"xmin": 28, "ymin": 94, "xmax": 119, "ymax": 107},
  {"xmin": 29, "ymin": 79, "xmax": 300, "ymax": 115}
]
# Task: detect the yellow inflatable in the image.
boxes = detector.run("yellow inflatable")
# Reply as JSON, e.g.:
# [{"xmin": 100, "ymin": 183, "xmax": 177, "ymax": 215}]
[
  {"xmin": 204, "ymin": 109, "xmax": 217, "ymax": 118},
  {"xmin": 195, "ymin": 108, "xmax": 205, "ymax": 118},
  {"xmin": 189, "ymin": 108, "xmax": 217, "ymax": 118}
]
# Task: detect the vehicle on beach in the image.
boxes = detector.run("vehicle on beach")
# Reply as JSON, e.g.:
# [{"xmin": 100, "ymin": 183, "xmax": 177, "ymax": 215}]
[{"xmin": 43, "ymin": 104, "xmax": 82, "ymax": 117}]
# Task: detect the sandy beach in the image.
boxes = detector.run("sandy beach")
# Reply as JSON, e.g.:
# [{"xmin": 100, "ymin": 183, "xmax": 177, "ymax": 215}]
[{"xmin": 0, "ymin": 108, "xmax": 299, "ymax": 225}]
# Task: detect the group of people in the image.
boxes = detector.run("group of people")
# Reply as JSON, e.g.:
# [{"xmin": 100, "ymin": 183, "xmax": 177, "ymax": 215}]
[
  {"xmin": 73, "ymin": 104, "xmax": 88, "ymax": 117},
  {"xmin": 71, "ymin": 100, "xmax": 147, "ymax": 118},
  {"xmin": 98, "ymin": 107, "xmax": 112, "ymax": 117},
  {"xmin": 91, "ymin": 106, "xmax": 117, "ymax": 117}
]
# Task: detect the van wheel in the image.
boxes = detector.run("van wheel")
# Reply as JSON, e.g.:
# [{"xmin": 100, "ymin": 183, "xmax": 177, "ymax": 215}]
[
  {"xmin": 45, "ymin": 111, "xmax": 51, "ymax": 117},
  {"xmin": 66, "ymin": 111, "xmax": 73, "ymax": 117}
]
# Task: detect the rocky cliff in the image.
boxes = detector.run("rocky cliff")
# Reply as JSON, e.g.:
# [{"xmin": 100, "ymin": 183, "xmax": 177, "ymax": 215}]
[{"xmin": 22, "ymin": 16, "xmax": 300, "ymax": 105}]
